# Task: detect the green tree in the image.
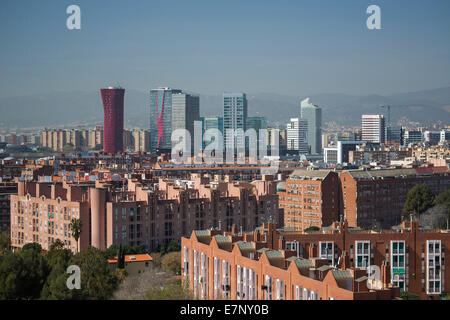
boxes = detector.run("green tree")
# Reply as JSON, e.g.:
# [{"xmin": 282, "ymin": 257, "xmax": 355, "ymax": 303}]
[
  {"xmin": 166, "ymin": 240, "xmax": 180, "ymax": 253},
  {"xmin": 117, "ymin": 244, "xmax": 125, "ymax": 269},
  {"xmin": 434, "ymin": 189, "xmax": 450, "ymax": 216},
  {"xmin": 400, "ymin": 291, "xmax": 420, "ymax": 300},
  {"xmin": 160, "ymin": 244, "xmax": 166, "ymax": 256},
  {"xmin": 70, "ymin": 218, "xmax": 82, "ymax": 253},
  {"xmin": 161, "ymin": 251, "xmax": 181, "ymax": 275},
  {"xmin": 144, "ymin": 280, "xmax": 194, "ymax": 300},
  {"xmin": 41, "ymin": 248, "xmax": 73, "ymax": 300},
  {"xmin": 304, "ymin": 226, "xmax": 320, "ymax": 232},
  {"xmin": 69, "ymin": 246, "xmax": 118, "ymax": 300},
  {"xmin": 0, "ymin": 251, "xmax": 24, "ymax": 299},
  {"xmin": 0, "ymin": 230, "xmax": 11, "ymax": 255},
  {"xmin": 0, "ymin": 243, "xmax": 49, "ymax": 299},
  {"xmin": 49, "ymin": 239, "xmax": 65, "ymax": 252},
  {"xmin": 403, "ymin": 184, "xmax": 435, "ymax": 217}
]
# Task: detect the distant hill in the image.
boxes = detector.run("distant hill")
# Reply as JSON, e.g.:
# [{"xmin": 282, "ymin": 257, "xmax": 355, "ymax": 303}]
[{"xmin": 0, "ymin": 87, "xmax": 449, "ymax": 130}]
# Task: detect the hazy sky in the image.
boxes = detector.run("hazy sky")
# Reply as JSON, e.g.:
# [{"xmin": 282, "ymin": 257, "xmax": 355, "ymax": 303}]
[{"xmin": 1, "ymin": 0, "xmax": 450, "ymax": 98}]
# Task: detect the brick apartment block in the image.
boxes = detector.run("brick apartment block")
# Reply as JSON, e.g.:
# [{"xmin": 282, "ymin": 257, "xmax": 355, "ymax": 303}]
[
  {"xmin": 182, "ymin": 220, "xmax": 450, "ymax": 300},
  {"xmin": 10, "ymin": 173, "xmax": 280, "ymax": 252},
  {"xmin": 279, "ymin": 167, "xmax": 449, "ymax": 231}
]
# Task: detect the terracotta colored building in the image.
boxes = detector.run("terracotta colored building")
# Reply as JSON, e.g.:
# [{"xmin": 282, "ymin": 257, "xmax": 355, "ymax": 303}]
[
  {"xmin": 108, "ymin": 253, "xmax": 153, "ymax": 276},
  {"xmin": 182, "ymin": 220, "xmax": 450, "ymax": 300},
  {"xmin": 340, "ymin": 168, "xmax": 450, "ymax": 228},
  {"xmin": 278, "ymin": 169, "xmax": 340, "ymax": 231},
  {"xmin": 181, "ymin": 222, "xmax": 400, "ymax": 300},
  {"xmin": 10, "ymin": 173, "xmax": 279, "ymax": 253}
]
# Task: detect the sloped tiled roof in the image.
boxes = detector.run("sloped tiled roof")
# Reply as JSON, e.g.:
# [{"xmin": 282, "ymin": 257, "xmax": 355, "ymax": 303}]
[
  {"xmin": 214, "ymin": 235, "xmax": 231, "ymax": 243},
  {"xmin": 294, "ymin": 259, "xmax": 314, "ymax": 269},
  {"xmin": 236, "ymin": 241, "xmax": 255, "ymax": 251},
  {"xmin": 194, "ymin": 230, "xmax": 210, "ymax": 237},
  {"xmin": 332, "ymin": 270, "xmax": 352, "ymax": 279},
  {"xmin": 265, "ymin": 250, "xmax": 284, "ymax": 259}
]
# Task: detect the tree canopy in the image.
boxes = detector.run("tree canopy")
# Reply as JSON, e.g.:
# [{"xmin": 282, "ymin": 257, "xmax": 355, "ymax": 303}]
[{"xmin": 403, "ymin": 184, "xmax": 435, "ymax": 217}]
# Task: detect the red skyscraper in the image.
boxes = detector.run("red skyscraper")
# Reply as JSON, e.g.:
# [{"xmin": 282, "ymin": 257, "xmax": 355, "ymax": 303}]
[{"xmin": 101, "ymin": 87, "xmax": 125, "ymax": 154}]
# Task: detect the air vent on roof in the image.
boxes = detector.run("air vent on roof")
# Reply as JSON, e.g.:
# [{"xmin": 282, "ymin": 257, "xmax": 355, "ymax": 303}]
[{"xmin": 129, "ymin": 256, "xmax": 136, "ymax": 260}]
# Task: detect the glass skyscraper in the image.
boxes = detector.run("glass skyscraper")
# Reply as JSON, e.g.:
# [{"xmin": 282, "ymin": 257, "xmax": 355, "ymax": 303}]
[
  {"xmin": 300, "ymin": 97, "xmax": 322, "ymax": 155},
  {"xmin": 202, "ymin": 116, "xmax": 224, "ymax": 151},
  {"xmin": 149, "ymin": 87, "xmax": 182, "ymax": 153},
  {"xmin": 171, "ymin": 92, "xmax": 200, "ymax": 154},
  {"xmin": 223, "ymin": 93, "xmax": 248, "ymax": 150}
]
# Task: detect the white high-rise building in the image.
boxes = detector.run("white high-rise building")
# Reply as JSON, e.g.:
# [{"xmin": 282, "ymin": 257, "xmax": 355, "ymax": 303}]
[
  {"xmin": 286, "ymin": 118, "xmax": 308, "ymax": 155},
  {"xmin": 362, "ymin": 114, "xmax": 386, "ymax": 143}
]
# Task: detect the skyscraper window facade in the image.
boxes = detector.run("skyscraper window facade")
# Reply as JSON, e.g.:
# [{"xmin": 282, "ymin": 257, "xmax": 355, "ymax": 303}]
[
  {"xmin": 223, "ymin": 93, "xmax": 248, "ymax": 152},
  {"xmin": 150, "ymin": 87, "xmax": 182, "ymax": 153},
  {"xmin": 300, "ymin": 98, "xmax": 322, "ymax": 155},
  {"xmin": 101, "ymin": 87, "xmax": 125, "ymax": 154}
]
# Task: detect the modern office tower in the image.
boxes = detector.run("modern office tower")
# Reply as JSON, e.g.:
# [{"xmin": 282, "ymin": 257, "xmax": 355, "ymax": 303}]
[
  {"xmin": 171, "ymin": 92, "xmax": 200, "ymax": 155},
  {"xmin": 361, "ymin": 114, "xmax": 385, "ymax": 144},
  {"xmin": 203, "ymin": 116, "xmax": 224, "ymax": 149},
  {"xmin": 386, "ymin": 126, "xmax": 403, "ymax": 144},
  {"xmin": 246, "ymin": 116, "xmax": 267, "ymax": 152},
  {"xmin": 132, "ymin": 129, "xmax": 151, "ymax": 152},
  {"xmin": 101, "ymin": 87, "xmax": 125, "ymax": 154},
  {"xmin": 150, "ymin": 87, "xmax": 182, "ymax": 153},
  {"xmin": 223, "ymin": 92, "xmax": 248, "ymax": 151},
  {"xmin": 286, "ymin": 118, "xmax": 308, "ymax": 155},
  {"xmin": 424, "ymin": 131, "xmax": 441, "ymax": 145},
  {"xmin": 404, "ymin": 130, "xmax": 424, "ymax": 146},
  {"xmin": 203, "ymin": 117, "xmax": 224, "ymax": 133},
  {"xmin": 440, "ymin": 129, "xmax": 450, "ymax": 142},
  {"xmin": 300, "ymin": 98, "xmax": 322, "ymax": 155}
]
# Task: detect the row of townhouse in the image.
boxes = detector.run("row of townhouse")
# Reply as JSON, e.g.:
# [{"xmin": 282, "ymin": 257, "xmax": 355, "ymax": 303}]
[
  {"xmin": 182, "ymin": 220, "xmax": 450, "ymax": 300},
  {"xmin": 181, "ymin": 224, "xmax": 400, "ymax": 300}
]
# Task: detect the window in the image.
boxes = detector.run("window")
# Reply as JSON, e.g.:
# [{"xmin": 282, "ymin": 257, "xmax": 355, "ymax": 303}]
[
  {"xmin": 391, "ymin": 241, "xmax": 406, "ymax": 291},
  {"xmin": 295, "ymin": 286, "xmax": 303, "ymax": 300},
  {"xmin": 265, "ymin": 275, "xmax": 273, "ymax": 300},
  {"xmin": 286, "ymin": 241, "xmax": 299, "ymax": 257},
  {"xmin": 319, "ymin": 241, "xmax": 335, "ymax": 266},
  {"xmin": 276, "ymin": 279, "xmax": 284, "ymax": 300},
  {"xmin": 355, "ymin": 241, "xmax": 370, "ymax": 269},
  {"xmin": 426, "ymin": 240, "xmax": 441, "ymax": 294}
]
